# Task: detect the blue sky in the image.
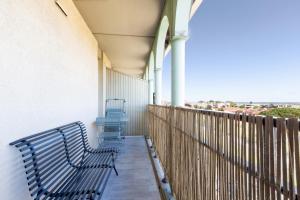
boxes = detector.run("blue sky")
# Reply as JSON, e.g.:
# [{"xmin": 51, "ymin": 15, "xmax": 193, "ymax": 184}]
[{"xmin": 162, "ymin": 0, "xmax": 300, "ymax": 102}]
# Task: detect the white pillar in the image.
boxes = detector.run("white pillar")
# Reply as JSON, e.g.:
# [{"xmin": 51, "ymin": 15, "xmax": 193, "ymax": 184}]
[
  {"xmin": 144, "ymin": 67, "xmax": 148, "ymax": 80},
  {"xmin": 148, "ymin": 53, "xmax": 155, "ymax": 104},
  {"xmin": 148, "ymin": 79, "xmax": 154, "ymax": 104},
  {"xmin": 98, "ymin": 57, "xmax": 106, "ymax": 117},
  {"xmin": 171, "ymin": 36, "xmax": 186, "ymax": 106},
  {"xmin": 154, "ymin": 68, "xmax": 162, "ymax": 105}
]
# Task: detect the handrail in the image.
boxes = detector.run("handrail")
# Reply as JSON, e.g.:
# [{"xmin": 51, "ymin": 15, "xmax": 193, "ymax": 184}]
[
  {"xmin": 148, "ymin": 104, "xmax": 300, "ymax": 200},
  {"xmin": 148, "ymin": 104, "xmax": 300, "ymax": 130}
]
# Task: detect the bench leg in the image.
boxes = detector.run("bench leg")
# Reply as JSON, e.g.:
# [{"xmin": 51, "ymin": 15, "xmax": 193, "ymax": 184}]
[
  {"xmin": 113, "ymin": 165, "xmax": 119, "ymax": 176},
  {"xmin": 111, "ymin": 152, "xmax": 118, "ymax": 176}
]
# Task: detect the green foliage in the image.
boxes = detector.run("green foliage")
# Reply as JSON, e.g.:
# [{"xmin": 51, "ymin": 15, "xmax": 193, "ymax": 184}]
[
  {"xmin": 239, "ymin": 105, "xmax": 245, "ymax": 108},
  {"xmin": 259, "ymin": 108, "xmax": 300, "ymax": 118},
  {"xmin": 227, "ymin": 101, "xmax": 237, "ymax": 107}
]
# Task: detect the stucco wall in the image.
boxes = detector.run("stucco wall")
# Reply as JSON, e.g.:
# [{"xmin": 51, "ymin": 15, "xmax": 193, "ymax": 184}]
[{"xmin": 0, "ymin": 0, "xmax": 98, "ymax": 199}]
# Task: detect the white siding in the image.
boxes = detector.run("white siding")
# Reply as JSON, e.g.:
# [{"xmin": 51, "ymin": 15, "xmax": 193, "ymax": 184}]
[
  {"xmin": 107, "ymin": 69, "xmax": 149, "ymax": 135},
  {"xmin": 0, "ymin": 1, "xmax": 98, "ymax": 199}
]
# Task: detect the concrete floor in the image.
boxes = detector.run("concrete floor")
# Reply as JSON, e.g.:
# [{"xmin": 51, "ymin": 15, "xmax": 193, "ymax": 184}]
[{"xmin": 102, "ymin": 136, "xmax": 161, "ymax": 200}]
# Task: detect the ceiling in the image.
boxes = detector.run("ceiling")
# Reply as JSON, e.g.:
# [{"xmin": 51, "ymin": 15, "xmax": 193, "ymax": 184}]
[{"xmin": 73, "ymin": 0, "xmax": 165, "ymax": 78}]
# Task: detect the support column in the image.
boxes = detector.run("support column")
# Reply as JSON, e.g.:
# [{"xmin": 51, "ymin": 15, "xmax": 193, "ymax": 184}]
[
  {"xmin": 171, "ymin": 36, "xmax": 186, "ymax": 106},
  {"xmin": 144, "ymin": 67, "xmax": 148, "ymax": 80},
  {"xmin": 148, "ymin": 52, "xmax": 155, "ymax": 104},
  {"xmin": 148, "ymin": 79, "xmax": 154, "ymax": 104},
  {"xmin": 154, "ymin": 68, "xmax": 162, "ymax": 105},
  {"xmin": 98, "ymin": 56, "xmax": 106, "ymax": 117}
]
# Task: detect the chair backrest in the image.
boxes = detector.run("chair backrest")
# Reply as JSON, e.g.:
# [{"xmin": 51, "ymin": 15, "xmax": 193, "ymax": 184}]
[
  {"xmin": 10, "ymin": 121, "xmax": 88, "ymax": 198},
  {"xmin": 106, "ymin": 110, "xmax": 125, "ymax": 119}
]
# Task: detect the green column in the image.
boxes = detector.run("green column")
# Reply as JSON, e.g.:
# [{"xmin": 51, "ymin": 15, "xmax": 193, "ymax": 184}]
[
  {"xmin": 155, "ymin": 68, "xmax": 162, "ymax": 105},
  {"xmin": 148, "ymin": 79, "xmax": 154, "ymax": 104},
  {"xmin": 171, "ymin": 35, "xmax": 187, "ymax": 106},
  {"xmin": 148, "ymin": 54, "xmax": 155, "ymax": 104}
]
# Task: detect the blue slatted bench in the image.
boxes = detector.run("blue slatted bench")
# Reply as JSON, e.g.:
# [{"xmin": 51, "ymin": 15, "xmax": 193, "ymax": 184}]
[{"xmin": 10, "ymin": 121, "xmax": 119, "ymax": 200}]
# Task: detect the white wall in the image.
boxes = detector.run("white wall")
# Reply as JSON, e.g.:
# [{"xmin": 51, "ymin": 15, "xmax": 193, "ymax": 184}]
[
  {"xmin": 0, "ymin": 0, "xmax": 99, "ymax": 199},
  {"xmin": 107, "ymin": 69, "xmax": 149, "ymax": 135}
]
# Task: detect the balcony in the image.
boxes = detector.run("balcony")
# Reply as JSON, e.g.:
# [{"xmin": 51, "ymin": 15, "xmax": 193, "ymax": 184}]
[{"xmin": 1, "ymin": 0, "xmax": 299, "ymax": 200}]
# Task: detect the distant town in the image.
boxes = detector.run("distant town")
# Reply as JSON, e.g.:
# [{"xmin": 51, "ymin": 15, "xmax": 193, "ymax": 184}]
[{"xmin": 163, "ymin": 101, "xmax": 300, "ymax": 118}]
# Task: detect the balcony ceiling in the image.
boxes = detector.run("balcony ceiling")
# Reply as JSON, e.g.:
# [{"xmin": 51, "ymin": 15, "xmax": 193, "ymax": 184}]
[{"xmin": 73, "ymin": 0, "xmax": 165, "ymax": 78}]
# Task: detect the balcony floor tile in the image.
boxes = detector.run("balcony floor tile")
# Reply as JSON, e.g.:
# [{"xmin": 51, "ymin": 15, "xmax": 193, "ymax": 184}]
[{"xmin": 102, "ymin": 136, "xmax": 161, "ymax": 200}]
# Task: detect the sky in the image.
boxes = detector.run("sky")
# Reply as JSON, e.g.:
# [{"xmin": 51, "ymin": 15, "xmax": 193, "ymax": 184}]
[{"xmin": 162, "ymin": 0, "xmax": 300, "ymax": 103}]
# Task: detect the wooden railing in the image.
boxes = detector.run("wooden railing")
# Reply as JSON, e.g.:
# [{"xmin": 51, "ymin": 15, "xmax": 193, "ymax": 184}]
[{"xmin": 148, "ymin": 105, "xmax": 300, "ymax": 200}]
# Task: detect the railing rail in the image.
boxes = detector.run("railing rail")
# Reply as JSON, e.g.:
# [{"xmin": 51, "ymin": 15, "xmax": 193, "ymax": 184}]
[{"xmin": 148, "ymin": 105, "xmax": 300, "ymax": 200}]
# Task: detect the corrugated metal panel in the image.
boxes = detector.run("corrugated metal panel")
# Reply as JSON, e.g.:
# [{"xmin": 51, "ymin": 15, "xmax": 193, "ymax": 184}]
[{"xmin": 106, "ymin": 69, "xmax": 149, "ymax": 136}]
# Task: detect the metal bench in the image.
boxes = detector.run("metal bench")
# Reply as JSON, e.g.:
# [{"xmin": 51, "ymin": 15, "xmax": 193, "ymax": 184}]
[{"xmin": 10, "ymin": 121, "xmax": 118, "ymax": 200}]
